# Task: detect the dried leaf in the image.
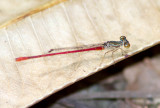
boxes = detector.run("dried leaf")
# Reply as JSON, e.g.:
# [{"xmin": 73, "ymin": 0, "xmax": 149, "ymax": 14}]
[
  {"xmin": 0, "ymin": 0, "xmax": 160, "ymax": 107},
  {"xmin": 0, "ymin": 0, "xmax": 52, "ymax": 25}
]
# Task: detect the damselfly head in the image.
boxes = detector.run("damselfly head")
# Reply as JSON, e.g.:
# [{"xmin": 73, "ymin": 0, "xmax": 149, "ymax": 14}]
[
  {"xmin": 120, "ymin": 36, "xmax": 130, "ymax": 48},
  {"xmin": 124, "ymin": 41, "xmax": 130, "ymax": 48},
  {"xmin": 120, "ymin": 36, "xmax": 126, "ymax": 41}
]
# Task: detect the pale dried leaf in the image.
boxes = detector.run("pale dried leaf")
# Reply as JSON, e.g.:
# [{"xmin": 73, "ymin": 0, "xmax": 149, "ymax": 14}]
[
  {"xmin": 0, "ymin": 0, "xmax": 52, "ymax": 25},
  {"xmin": 0, "ymin": 0, "xmax": 160, "ymax": 107}
]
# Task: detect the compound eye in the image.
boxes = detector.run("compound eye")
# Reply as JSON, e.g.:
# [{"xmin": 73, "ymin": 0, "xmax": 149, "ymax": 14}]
[
  {"xmin": 120, "ymin": 36, "xmax": 126, "ymax": 39},
  {"xmin": 120, "ymin": 36, "xmax": 126, "ymax": 41},
  {"xmin": 124, "ymin": 42, "xmax": 130, "ymax": 48}
]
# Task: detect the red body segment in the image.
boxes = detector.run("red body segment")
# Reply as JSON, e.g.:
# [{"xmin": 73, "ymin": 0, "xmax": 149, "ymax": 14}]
[{"xmin": 16, "ymin": 46, "xmax": 104, "ymax": 62}]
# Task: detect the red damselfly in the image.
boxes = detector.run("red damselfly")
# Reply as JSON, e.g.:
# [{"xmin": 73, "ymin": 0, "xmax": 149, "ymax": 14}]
[{"xmin": 16, "ymin": 36, "xmax": 130, "ymax": 62}]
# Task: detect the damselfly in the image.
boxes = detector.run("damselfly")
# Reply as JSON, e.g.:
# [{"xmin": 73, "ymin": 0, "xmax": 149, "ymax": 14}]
[{"xmin": 16, "ymin": 36, "xmax": 130, "ymax": 62}]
